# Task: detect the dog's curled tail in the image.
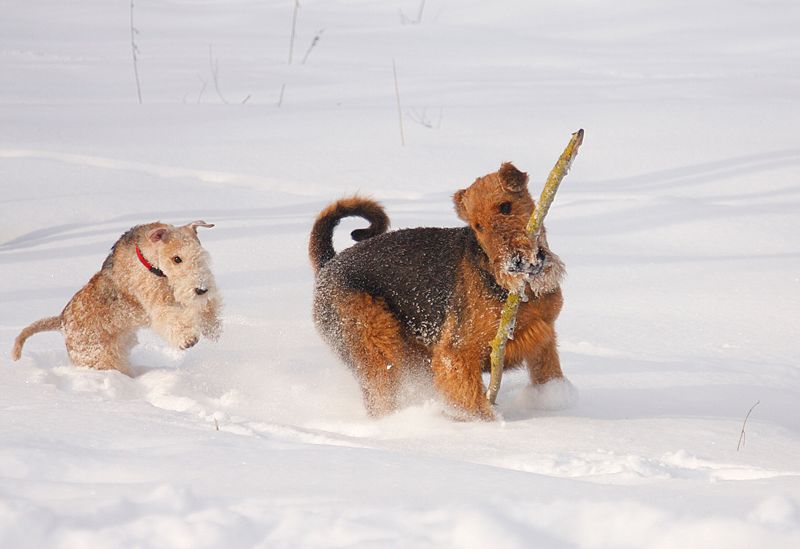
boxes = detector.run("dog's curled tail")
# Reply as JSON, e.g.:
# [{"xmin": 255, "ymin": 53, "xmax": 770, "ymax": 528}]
[
  {"xmin": 309, "ymin": 196, "xmax": 389, "ymax": 274},
  {"xmin": 12, "ymin": 316, "xmax": 62, "ymax": 361}
]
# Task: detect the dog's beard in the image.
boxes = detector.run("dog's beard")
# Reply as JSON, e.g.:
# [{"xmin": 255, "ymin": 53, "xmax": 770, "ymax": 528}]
[
  {"xmin": 525, "ymin": 249, "xmax": 565, "ymax": 297},
  {"xmin": 494, "ymin": 260, "xmax": 528, "ymax": 293},
  {"xmin": 496, "ymin": 248, "xmax": 564, "ymax": 296}
]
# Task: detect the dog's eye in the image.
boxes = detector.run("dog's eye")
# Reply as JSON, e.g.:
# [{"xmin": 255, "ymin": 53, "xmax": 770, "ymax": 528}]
[
  {"xmin": 499, "ymin": 202, "xmax": 512, "ymax": 215},
  {"xmin": 172, "ymin": 256, "xmax": 182, "ymax": 264},
  {"xmin": 474, "ymin": 223, "xmax": 483, "ymax": 232}
]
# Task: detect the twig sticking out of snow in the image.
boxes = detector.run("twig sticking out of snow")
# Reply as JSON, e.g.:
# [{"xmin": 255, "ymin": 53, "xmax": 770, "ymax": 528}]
[
  {"xmin": 130, "ymin": 0, "xmax": 142, "ymax": 103},
  {"xmin": 400, "ymin": 0, "xmax": 426, "ymax": 25},
  {"xmin": 416, "ymin": 0, "xmax": 427, "ymax": 24},
  {"xmin": 393, "ymin": 59, "xmax": 405, "ymax": 146},
  {"xmin": 737, "ymin": 400, "xmax": 760, "ymax": 451},
  {"xmin": 197, "ymin": 75, "xmax": 208, "ymax": 104},
  {"xmin": 288, "ymin": 0, "xmax": 300, "ymax": 64},
  {"xmin": 277, "ymin": 83, "xmax": 286, "ymax": 107},
  {"xmin": 407, "ymin": 107, "xmax": 443, "ymax": 129},
  {"xmin": 301, "ymin": 29, "xmax": 325, "ymax": 65},
  {"xmin": 208, "ymin": 44, "xmax": 229, "ymax": 104}
]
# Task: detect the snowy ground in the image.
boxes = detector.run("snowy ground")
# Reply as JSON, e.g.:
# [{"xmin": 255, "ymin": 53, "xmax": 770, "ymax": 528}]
[{"xmin": 1, "ymin": 1, "xmax": 799, "ymax": 547}]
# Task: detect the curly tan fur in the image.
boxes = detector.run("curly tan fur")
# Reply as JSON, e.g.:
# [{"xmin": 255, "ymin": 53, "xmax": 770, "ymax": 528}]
[
  {"xmin": 310, "ymin": 162, "xmax": 566, "ymax": 420},
  {"xmin": 12, "ymin": 221, "xmax": 222, "ymax": 374}
]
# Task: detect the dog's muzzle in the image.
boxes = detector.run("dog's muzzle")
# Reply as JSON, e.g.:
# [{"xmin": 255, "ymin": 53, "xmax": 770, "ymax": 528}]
[
  {"xmin": 195, "ymin": 287, "xmax": 209, "ymax": 296},
  {"xmin": 506, "ymin": 249, "xmax": 546, "ymax": 277}
]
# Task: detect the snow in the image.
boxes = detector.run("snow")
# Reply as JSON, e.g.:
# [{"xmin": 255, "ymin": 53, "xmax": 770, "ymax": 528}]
[{"xmin": 1, "ymin": 0, "xmax": 799, "ymax": 547}]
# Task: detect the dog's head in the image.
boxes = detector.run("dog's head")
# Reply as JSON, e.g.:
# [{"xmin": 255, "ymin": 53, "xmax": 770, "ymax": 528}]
[
  {"xmin": 454, "ymin": 162, "xmax": 564, "ymax": 294},
  {"xmin": 145, "ymin": 221, "xmax": 218, "ymax": 306}
]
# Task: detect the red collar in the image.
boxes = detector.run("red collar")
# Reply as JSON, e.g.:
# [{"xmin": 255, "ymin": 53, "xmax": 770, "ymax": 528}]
[{"xmin": 135, "ymin": 245, "xmax": 166, "ymax": 277}]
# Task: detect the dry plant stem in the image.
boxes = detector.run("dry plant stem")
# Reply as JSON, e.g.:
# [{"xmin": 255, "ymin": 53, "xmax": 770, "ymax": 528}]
[
  {"xmin": 277, "ymin": 83, "xmax": 286, "ymax": 107},
  {"xmin": 486, "ymin": 129, "xmax": 585, "ymax": 405},
  {"xmin": 196, "ymin": 75, "xmax": 207, "ymax": 104},
  {"xmin": 288, "ymin": 0, "xmax": 300, "ymax": 64},
  {"xmin": 393, "ymin": 59, "xmax": 405, "ymax": 146},
  {"xmin": 737, "ymin": 400, "xmax": 760, "ymax": 451},
  {"xmin": 209, "ymin": 44, "xmax": 228, "ymax": 104},
  {"xmin": 408, "ymin": 107, "xmax": 443, "ymax": 129},
  {"xmin": 400, "ymin": 0, "xmax": 426, "ymax": 25},
  {"xmin": 301, "ymin": 29, "xmax": 324, "ymax": 65},
  {"xmin": 130, "ymin": 0, "xmax": 142, "ymax": 104}
]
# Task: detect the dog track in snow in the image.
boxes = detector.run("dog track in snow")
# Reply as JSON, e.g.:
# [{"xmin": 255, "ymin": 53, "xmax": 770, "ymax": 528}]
[
  {"xmin": 21, "ymin": 358, "xmax": 369, "ymax": 451},
  {"xmin": 17, "ymin": 357, "xmax": 800, "ymax": 487}
]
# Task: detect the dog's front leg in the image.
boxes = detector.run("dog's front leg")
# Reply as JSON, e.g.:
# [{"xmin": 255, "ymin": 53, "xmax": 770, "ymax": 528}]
[
  {"xmin": 198, "ymin": 295, "xmax": 223, "ymax": 341},
  {"xmin": 525, "ymin": 335, "xmax": 564, "ymax": 385},
  {"xmin": 149, "ymin": 305, "xmax": 201, "ymax": 350},
  {"xmin": 510, "ymin": 319, "xmax": 564, "ymax": 386}
]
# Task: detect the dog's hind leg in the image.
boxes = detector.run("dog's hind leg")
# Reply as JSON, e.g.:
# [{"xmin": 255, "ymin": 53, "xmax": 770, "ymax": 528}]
[
  {"xmin": 62, "ymin": 302, "xmax": 135, "ymax": 375},
  {"xmin": 333, "ymin": 292, "xmax": 406, "ymax": 417},
  {"xmin": 63, "ymin": 329, "xmax": 132, "ymax": 375},
  {"xmin": 431, "ymin": 322, "xmax": 495, "ymax": 420},
  {"xmin": 431, "ymin": 352, "xmax": 495, "ymax": 420}
]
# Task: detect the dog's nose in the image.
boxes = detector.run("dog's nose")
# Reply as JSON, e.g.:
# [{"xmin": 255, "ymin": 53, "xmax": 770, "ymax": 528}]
[
  {"xmin": 507, "ymin": 253, "xmax": 527, "ymax": 273},
  {"xmin": 507, "ymin": 252, "xmax": 544, "ymax": 276},
  {"xmin": 526, "ymin": 260, "xmax": 544, "ymax": 276},
  {"xmin": 195, "ymin": 287, "xmax": 208, "ymax": 296}
]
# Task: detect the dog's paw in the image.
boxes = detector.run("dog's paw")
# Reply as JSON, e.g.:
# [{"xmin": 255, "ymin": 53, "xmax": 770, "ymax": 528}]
[
  {"xmin": 514, "ymin": 377, "xmax": 578, "ymax": 411},
  {"xmin": 474, "ymin": 404, "xmax": 498, "ymax": 422},
  {"xmin": 445, "ymin": 400, "xmax": 497, "ymax": 422},
  {"xmin": 179, "ymin": 335, "xmax": 199, "ymax": 350}
]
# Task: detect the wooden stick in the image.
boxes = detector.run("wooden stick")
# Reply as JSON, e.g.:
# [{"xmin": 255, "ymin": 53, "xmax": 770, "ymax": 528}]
[{"xmin": 486, "ymin": 129, "xmax": 584, "ymax": 404}]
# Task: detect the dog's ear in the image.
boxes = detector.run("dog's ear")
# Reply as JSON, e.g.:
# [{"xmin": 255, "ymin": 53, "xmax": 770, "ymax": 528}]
[
  {"xmin": 188, "ymin": 220, "xmax": 215, "ymax": 234},
  {"xmin": 453, "ymin": 189, "xmax": 468, "ymax": 221},
  {"xmin": 498, "ymin": 162, "xmax": 528, "ymax": 193},
  {"xmin": 147, "ymin": 227, "xmax": 168, "ymax": 243}
]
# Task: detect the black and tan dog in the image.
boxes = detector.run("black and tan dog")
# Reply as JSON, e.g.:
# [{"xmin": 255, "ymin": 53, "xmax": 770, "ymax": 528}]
[{"xmin": 309, "ymin": 163, "xmax": 566, "ymax": 420}]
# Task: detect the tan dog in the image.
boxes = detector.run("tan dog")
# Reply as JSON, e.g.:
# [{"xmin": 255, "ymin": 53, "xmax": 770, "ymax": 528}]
[
  {"xmin": 12, "ymin": 221, "xmax": 222, "ymax": 374},
  {"xmin": 310, "ymin": 163, "xmax": 566, "ymax": 420}
]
